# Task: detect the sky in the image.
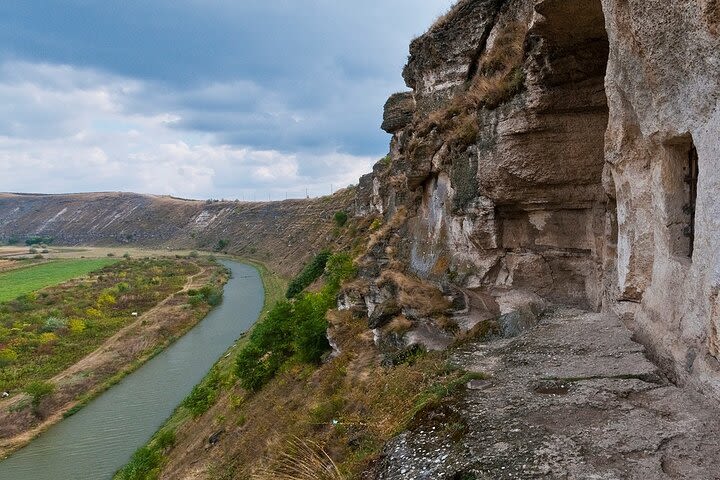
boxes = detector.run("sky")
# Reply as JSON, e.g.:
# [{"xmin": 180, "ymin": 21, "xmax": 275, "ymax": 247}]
[{"xmin": 0, "ymin": 1, "xmax": 454, "ymax": 200}]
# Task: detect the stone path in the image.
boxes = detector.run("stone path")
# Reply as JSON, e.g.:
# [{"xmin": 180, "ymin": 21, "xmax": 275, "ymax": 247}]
[{"xmin": 375, "ymin": 308, "xmax": 720, "ymax": 479}]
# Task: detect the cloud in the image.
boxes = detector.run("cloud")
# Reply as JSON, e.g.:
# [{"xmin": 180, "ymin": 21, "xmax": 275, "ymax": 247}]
[
  {"xmin": 0, "ymin": 61, "xmax": 375, "ymax": 199},
  {"xmin": 0, "ymin": 1, "xmax": 456, "ymax": 198}
]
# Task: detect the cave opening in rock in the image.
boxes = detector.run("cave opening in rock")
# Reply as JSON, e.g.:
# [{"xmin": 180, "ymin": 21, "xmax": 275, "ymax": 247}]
[
  {"xmin": 502, "ymin": 0, "xmax": 611, "ymax": 309},
  {"xmin": 665, "ymin": 136, "xmax": 699, "ymax": 261},
  {"xmin": 685, "ymin": 144, "xmax": 699, "ymax": 258}
]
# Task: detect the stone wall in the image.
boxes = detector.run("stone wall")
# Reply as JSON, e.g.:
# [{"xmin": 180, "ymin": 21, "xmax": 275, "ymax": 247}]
[{"xmin": 602, "ymin": 0, "xmax": 720, "ymax": 396}]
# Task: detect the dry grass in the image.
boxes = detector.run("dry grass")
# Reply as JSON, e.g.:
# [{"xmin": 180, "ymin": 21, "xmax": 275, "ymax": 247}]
[
  {"xmin": 378, "ymin": 270, "xmax": 451, "ymax": 318},
  {"xmin": 365, "ymin": 207, "xmax": 408, "ymax": 255},
  {"xmin": 446, "ymin": 113, "xmax": 480, "ymax": 147},
  {"xmin": 175, "ymin": 311, "xmax": 468, "ymax": 480},
  {"xmin": 466, "ymin": 21, "xmax": 526, "ymax": 110},
  {"xmin": 436, "ymin": 315, "xmax": 460, "ymax": 334},
  {"xmin": 429, "ymin": 0, "xmax": 472, "ymax": 32},
  {"xmin": 384, "ymin": 316, "xmax": 414, "ymax": 334},
  {"xmin": 431, "ymin": 255, "xmax": 451, "ymax": 276},
  {"xmin": 252, "ymin": 438, "xmax": 343, "ymax": 480},
  {"xmin": 479, "ymin": 22, "xmax": 526, "ymax": 76},
  {"xmin": 413, "ymin": 20, "xmax": 527, "ymax": 150}
]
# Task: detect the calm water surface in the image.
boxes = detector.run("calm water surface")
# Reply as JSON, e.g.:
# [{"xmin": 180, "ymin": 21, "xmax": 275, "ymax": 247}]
[{"xmin": 0, "ymin": 260, "xmax": 264, "ymax": 480}]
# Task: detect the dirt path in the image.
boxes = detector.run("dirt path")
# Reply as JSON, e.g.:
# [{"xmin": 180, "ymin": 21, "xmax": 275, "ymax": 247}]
[
  {"xmin": 0, "ymin": 263, "xmax": 220, "ymax": 459},
  {"xmin": 375, "ymin": 308, "xmax": 720, "ymax": 479}
]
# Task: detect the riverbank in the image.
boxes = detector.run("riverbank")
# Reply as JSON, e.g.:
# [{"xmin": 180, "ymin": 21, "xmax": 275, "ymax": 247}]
[
  {"xmin": 0, "ymin": 260, "xmax": 264, "ymax": 480},
  {"xmin": 113, "ymin": 254, "xmax": 287, "ymax": 479},
  {"xmin": 0, "ymin": 257, "xmax": 228, "ymax": 459}
]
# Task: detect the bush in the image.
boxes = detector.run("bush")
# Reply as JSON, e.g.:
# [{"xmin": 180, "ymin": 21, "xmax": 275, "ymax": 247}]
[
  {"xmin": 39, "ymin": 332, "xmax": 58, "ymax": 344},
  {"xmin": 291, "ymin": 293, "xmax": 334, "ymax": 364},
  {"xmin": 333, "ymin": 211, "xmax": 348, "ymax": 227},
  {"xmin": 41, "ymin": 316, "xmax": 67, "ymax": 332},
  {"xmin": 97, "ymin": 291, "xmax": 117, "ymax": 308},
  {"xmin": 188, "ymin": 294, "xmax": 204, "ymax": 307},
  {"xmin": 117, "ymin": 446, "xmax": 162, "ymax": 480},
  {"xmin": 286, "ymin": 251, "xmax": 331, "ymax": 299},
  {"xmin": 123, "ymin": 253, "xmax": 131, "ymax": 259},
  {"xmin": 0, "ymin": 348, "xmax": 18, "ymax": 367},
  {"xmin": 213, "ymin": 239, "xmax": 229, "ymax": 252},
  {"xmin": 25, "ymin": 236, "xmax": 53, "ymax": 246},
  {"xmin": 68, "ymin": 318, "xmax": 86, "ymax": 334},
  {"xmin": 236, "ymin": 252, "xmax": 356, "ymax": 392},
  {"xmin": 182, "ymin": 383, "xmax": 219, "ymax": 418},
  {"xmin": 155, "ymin": 429, "xmax": 176, "ymax": 450},
  {"xmin": 188, "ymin": 250, "xmax": 199, "ymax": 258},
  {"xmin": 181, "ymin": 368, "xmax": 222, "ymax": 417},
  {"xmin": 25, "ymin": 381, "xmax": 55, "ymax": 408},
  {"xmin": 188, "ymin": 285, "xmax": 223, "ymax": 307},
  {"xmin": 205, "ymin": 289, "xmax": 223, "ymax": 307}
]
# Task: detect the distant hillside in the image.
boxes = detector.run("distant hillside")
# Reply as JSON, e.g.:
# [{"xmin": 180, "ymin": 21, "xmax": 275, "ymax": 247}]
[{"xmin": 0, "ymin": 191, "xmax": 354, "ymax": 278}]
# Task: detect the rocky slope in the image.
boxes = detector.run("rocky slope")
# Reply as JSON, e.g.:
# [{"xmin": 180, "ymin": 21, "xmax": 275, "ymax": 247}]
[
  {"xmin": 374, "ymin": 309, "xmax": 720, "ymax": 479},
  {"xmin": 0, "ymin": 191, "xmax": 354, "ymax": 278}
]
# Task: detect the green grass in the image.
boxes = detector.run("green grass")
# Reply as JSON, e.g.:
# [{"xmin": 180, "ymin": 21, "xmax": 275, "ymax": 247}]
[
  {"xmin": 0, "ymin": 258, "xmax": 204, "ymax": 393},
  {"xmin": 0, "ymin": 259, "xmax": 118, "ymax": 302}
]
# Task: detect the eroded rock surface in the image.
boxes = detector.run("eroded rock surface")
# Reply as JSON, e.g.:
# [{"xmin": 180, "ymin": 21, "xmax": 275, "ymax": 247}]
[{"xmin": 373, "ymin": 309, "xmax": 720, "ymax": 479}]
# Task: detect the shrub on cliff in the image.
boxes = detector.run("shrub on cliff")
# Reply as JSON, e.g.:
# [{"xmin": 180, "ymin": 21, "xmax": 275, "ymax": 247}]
[
  {"xmin": 236, "ymin": 252, "xmax": 356, "ymax": 392},
  {"xmin": 285, "ymin": 250, "xmax": 331, "ymax": 298},
  {"xmin": 333, "ymin": 210, "xmax": 348, "ymax": 227}
]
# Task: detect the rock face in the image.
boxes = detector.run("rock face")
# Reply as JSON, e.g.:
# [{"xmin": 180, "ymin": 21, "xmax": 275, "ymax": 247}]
[
  {"xmin": 601, "ymin": 0, "xmax": 720, "ymax": 397},
  {"xmin": 350, "ymin": 0, "xmax": 720, "ymax": 401},
  {"xmin": 381, "ymin": 93, "xmax": 416, "ymax": 134}
]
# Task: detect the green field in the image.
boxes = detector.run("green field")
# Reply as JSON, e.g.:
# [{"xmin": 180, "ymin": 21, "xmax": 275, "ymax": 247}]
[{"xmin": 0, "ymin": 259, "xmax": 119, "ymax": 302}]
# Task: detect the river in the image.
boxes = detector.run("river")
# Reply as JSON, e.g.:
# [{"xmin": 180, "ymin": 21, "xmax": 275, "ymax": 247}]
[{"xmin": 0, "ymin": 260, "xmax": 264, "ymax": 480}]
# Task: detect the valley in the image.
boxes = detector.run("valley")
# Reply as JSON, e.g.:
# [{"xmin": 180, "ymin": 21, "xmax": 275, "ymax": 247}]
[{"xmin": 1, "ymin": 0, "xmax": 719, "ymax": 478}]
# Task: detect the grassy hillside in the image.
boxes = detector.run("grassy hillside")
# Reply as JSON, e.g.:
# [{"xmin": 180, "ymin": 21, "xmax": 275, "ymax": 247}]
[{"xmin": 0, "ymin": 259, "xmax": 118, "ymax": 302}]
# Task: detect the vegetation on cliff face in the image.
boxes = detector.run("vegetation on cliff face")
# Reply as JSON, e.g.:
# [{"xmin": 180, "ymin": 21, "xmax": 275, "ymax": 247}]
[
  {"xmin": 237, "ymin": 252, "xmax": 356, "ymax": 392},
  {"xmin": 199, "ymin": 312, "xmax": 482, "ymax": 479},
  {"xmin": 286, "ymin": 250, "xmax": 332, "ymax": 299}
]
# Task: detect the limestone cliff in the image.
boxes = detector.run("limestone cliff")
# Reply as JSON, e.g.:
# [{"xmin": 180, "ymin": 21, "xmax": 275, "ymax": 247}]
[{"xmin": 350, "ymin": 0, "xmax": 720, "ymax": 401}]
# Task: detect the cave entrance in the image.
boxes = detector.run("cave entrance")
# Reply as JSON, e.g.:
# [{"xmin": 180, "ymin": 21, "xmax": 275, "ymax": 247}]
[{"xmin": 503, "ymin": 0, "xmax": 610, "ymax": 309}]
